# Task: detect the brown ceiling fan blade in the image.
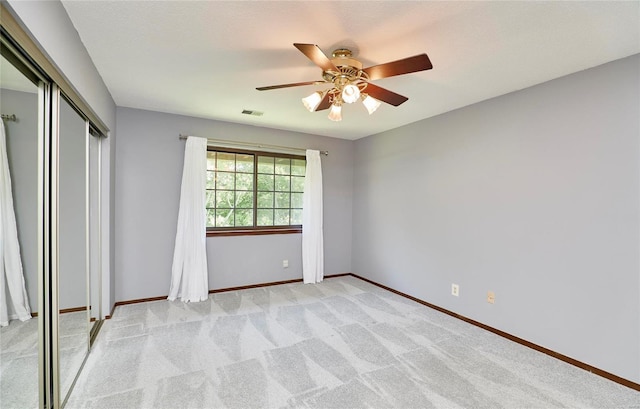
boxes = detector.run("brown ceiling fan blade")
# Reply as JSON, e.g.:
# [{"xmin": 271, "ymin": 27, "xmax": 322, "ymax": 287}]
[
  {"xmin": 315, "ymin": 92, "xmax": 332, "ymax": 111},
  {"xmin": 256, "ymin": 81, "xmax": 326, "ymax": 91},
  {"xmin": 364, "ymin": 83, "xmax": 409, "ymax": 106},
  {"xmin": 293, "ymin": 43, "xmax": 338, "ymax": 72},
  {"xmin": 363, "ymin": 54, "xmax": 432, "ymax": 81}
]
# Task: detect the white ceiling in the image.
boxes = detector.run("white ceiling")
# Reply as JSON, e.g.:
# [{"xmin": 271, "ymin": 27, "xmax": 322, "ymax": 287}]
[{"xmin": 61, "ymin": 1, "xmax": 639, "ymax": 140}]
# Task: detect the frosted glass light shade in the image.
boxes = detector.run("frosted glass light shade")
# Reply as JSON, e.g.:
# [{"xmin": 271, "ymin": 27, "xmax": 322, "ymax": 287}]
[
  {"xmin": 302, "ymin": 92, "xmax": 323, "ymax": 112},
  {"xmin": 362, "ymin": 95, "xmax": 381, "ymax": 115},
  {"xmin": 328, "ymin": 104, "xmax": 342, "ymax": 121},
  {"xmin": 341, "ymin": 84, "xmax": 360, "ymax": 104}
]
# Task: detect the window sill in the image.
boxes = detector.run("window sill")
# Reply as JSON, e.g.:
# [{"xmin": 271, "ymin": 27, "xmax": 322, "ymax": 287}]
[{"xmin": 206, "ymin": 227, "xmax": 301, "ymax": 237}]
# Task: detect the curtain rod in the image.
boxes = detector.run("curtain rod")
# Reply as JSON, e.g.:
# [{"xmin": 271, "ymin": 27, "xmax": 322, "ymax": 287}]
[
  {"xmin": 178, "ymin": 134, "xmax": 328, "ymax": 156},
  {"xmin": 1, "ymin": 114, "xmax": 17, "ymax": 122}
]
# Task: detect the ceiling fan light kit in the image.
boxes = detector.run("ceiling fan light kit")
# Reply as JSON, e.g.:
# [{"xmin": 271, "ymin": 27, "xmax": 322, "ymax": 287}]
[
  {"xmin": 328, "ymin": 102, "xmax": 343, "ymax": 122},
  {"xmin": 361, "ymin": 93, "xmax": 381, "ymax": 115},
  {"xmin": 302, "ymin": 91, "xmax": 324, "ymax": 112},
  {"xmin": 341, "ymin": 84, "xmax": 361, "ymax": 104},
  {"xmin": 257, "ymin": 43, "xmax": 433, "ymax": 122}
]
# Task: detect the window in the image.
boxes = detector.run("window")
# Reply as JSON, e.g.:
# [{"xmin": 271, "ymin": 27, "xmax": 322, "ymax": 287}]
[{"xmin": 206, "ymin": 147, "xmax": 305, "ymax": 235}]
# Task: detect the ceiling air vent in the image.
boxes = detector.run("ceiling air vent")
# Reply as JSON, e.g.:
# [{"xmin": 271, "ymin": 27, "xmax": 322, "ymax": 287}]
[{"xmin": 242, "ymin": 109, "xmax": 263, "ymax": 116}]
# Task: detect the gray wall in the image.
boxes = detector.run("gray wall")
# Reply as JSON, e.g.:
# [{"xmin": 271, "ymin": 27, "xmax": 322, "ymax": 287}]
[
  {"xmin": 7, "ymin": 0, "xmax": 118, "ymax": 317},
  {"xmin": 115, "ymin": 107, "xmax": 353, "ymax": 301},
  {"xmin": 352, "ymin": 54, "xmax": 640, "ymax": 383},
  {"xmin": 2, "ymin": 88, "xmax": 39, "ymax": 312}
]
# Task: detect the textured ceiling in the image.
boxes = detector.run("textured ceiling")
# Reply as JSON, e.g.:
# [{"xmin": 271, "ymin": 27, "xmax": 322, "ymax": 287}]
[{"xmin": 61, "ymin": 1, "xmax": 640, "ymax": 140}]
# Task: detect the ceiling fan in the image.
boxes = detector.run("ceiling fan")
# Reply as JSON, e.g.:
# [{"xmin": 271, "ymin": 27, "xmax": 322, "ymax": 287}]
[{"xmin": 256, "ymin": 43, "xmax": 433, "ymax": 121}]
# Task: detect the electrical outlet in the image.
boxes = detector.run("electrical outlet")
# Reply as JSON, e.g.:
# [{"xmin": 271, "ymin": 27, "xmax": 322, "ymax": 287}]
[
  {"xmin": 282, "ymin": 259, "xmax": 289, "ymax": 268},
  {"xmin": 451, "ymin": 283, "xmax": 459, "ymax": 297},
  {"xmin": 487, "ymin": 291, "xmax": 495, "ymax": 304}
]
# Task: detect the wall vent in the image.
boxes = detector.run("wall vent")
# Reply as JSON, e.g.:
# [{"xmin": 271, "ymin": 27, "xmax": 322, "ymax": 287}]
[{"xmin": 242, "ymin": 109, "xmax": 264, "ymax": 116}]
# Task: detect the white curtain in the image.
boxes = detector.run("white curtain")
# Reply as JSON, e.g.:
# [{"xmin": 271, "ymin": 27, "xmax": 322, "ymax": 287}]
[
  {"xmin": 168, "ymin": 136, "xmax": 209, "ymax": 302},
  {"xmin": 302, "ymin": 149, "xmax": 324, "ymax": 284},
  {"xmin": 0, "ymin": 118, "xmax": 31, "ymax": 326}
]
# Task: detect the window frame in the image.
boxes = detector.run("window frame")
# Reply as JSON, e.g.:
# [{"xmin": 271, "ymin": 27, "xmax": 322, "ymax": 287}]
[{"xmin": 205, "ymin": 146, "xmax": 305, "ymax": 237}]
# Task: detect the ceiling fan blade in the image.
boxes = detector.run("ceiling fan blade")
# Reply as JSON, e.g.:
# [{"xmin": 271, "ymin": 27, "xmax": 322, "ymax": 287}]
[
  {"xmin": 256, "ymin": 81, "xmax": 327, "ymax": 91},
  {"xmin": 293, "ymin": 43, "xmax": 338, "ymax": 72},
  {"xmin": 364, "ymin": 83, "xmax": 409, "ymax": 106},
  {"xmin": 315, "ymin": 92, "xmax": 332, "ymax": 111},
  {"xmin": 363, "ymin": 54, "xmax": 432, "ymax": 81}
]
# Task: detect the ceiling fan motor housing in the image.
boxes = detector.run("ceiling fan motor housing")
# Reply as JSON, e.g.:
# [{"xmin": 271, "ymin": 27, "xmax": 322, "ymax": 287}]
[{"xmin": 322, "ymin": 48, "xmax": 365, "ymax": 87}]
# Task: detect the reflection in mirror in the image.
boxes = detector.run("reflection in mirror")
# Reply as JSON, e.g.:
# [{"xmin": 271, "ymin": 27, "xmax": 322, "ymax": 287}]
[
  {"xmin": 0, "ymin": 53, "xmax": 40, "ymax": 408},
  {"xmin": 88, "ymin": 131, "xmax": 101, "ymax": 340},
  {"xmin": 58, "ymin": 95, "xmax": 90, "ymax": 403}
]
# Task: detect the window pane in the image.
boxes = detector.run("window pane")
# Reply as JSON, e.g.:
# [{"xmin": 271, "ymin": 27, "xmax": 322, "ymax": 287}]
[
  {"xmin": 235, "ymin": 191, "xmax": 253, "ymax": 209},
  {"xmin": 275, "ymin": 158, "xmax": 290, "ymax": 175},
  {"xmin": 291, "ymin": 159, "xmax": 305, "ymax": 176},
  {"xmin": 216, "ymin": 209, "xmax": 234, "ymax": 227},
  {"xmin": 257, "ymin": 192, "xmax": 274, "ymax": 208},
  {"xmin": 206, "ymin": 190, "xmax": 216, "ymax": 208},
  {"xmin": 235, "ymin": 209, "xmax": 253, "ymax": 227},
  {"xmin": 274, "ymin": 209, "xmax": 290, "ymax": 225},
  {"xmin": 216, "ymin": 190, "xmax": 234, "ymax": 208},
  {"xmin": 257, "ymin": 174, "xmax": 274, "ymax": 191},
  {"xmin": 291, "ymin": 192, "xmax": 303, "ymax": 209},
  {"xmin": 206, "ymin": 171, "xmax": 215, "ymax": 189},
  {"xmin": 275, "ymin": 175, "xmax": 290, "ymax": 192},
  {"xmin": 275, "ymin": 192, "xmax": 290, "ymax": 209},
  {"xmin": 291, "ymin": 176, "xmax": 304, "ymax": 192},
  {"xmin": 291, "ymin": 209, "xmax": 302, "ymax": 225},
  {"xmin": 236, "ymin": 173, "xmax": 253, "ymax": 191},
  {"xmin": 257, "ymin": 209, "xmax": 273, "ymax": 226},
  {"xmin": 206, "ymin": 149, "xmax": 305, "ymax": 230},
  {"xmin": 217, "ymin": 172, "xmax": 235, "ymax": 190},
  {"xmin": 236, "ymin": 154, "xmax": 254, "ymax": 173},
  {"xmin": 206, "ymin": 209, "xmax": 215, "ymax": 227},
  {"xmin": 217, "ymin": 152, "xmax": 235, "ymax": 171},
  {"xmin": 257, "ymin": 156, "xmax": 274, "ymax": 174},
  {"xmin": 207, "ymin": 152, "xmax": 216, "ymax": 170}
]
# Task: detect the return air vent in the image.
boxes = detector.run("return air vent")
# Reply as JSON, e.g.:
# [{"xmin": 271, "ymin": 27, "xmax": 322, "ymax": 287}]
[{"xmin": 242, "ymin": 109, "xmax": 264, "ymax": 116}]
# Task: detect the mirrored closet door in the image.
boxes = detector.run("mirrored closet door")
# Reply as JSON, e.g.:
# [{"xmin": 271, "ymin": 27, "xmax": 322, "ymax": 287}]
[
  {"xmin": 0, "ymin": 49, "xmax": 43, "ymax": 409},
  {"xmin": 88, "ymin": 127, "xmax": 102, "ymax": 342},
  {"xmin": 57, "ymin": 95, "xmax": 91, "ymax": 405},
  {"xmin": 1, "ymin": 14, "xmax": 108, "ymax": 407}
]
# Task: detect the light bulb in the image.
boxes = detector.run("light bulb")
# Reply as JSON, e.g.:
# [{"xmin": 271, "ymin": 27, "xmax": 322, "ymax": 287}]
[
  {"xmin": 362, "ymin": 94, "xmax": 381, "ymax": 115},
  {"xmin": 341, "ymin": 84, "xmax": 360, "ymax": 104},
  {"xmin": 301, "ymin": 91, "xmax": 323, "ymax": 112},
  {"xmin": 328, "ymin": 103, "xmax": 342, "ymax": 121}
]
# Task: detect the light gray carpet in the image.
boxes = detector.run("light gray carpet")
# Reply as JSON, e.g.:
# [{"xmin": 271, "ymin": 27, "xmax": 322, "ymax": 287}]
[
  {"xmin": 0, "ymin": 311, "xmax": 88, "ymax": 409},
  {"xmin": 0, "ymin": 316, "xmax": 39, "ymax": 409},
  {"xmin": 65, "ymin": 276, "xmax": 639, "ymax": 408}
]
